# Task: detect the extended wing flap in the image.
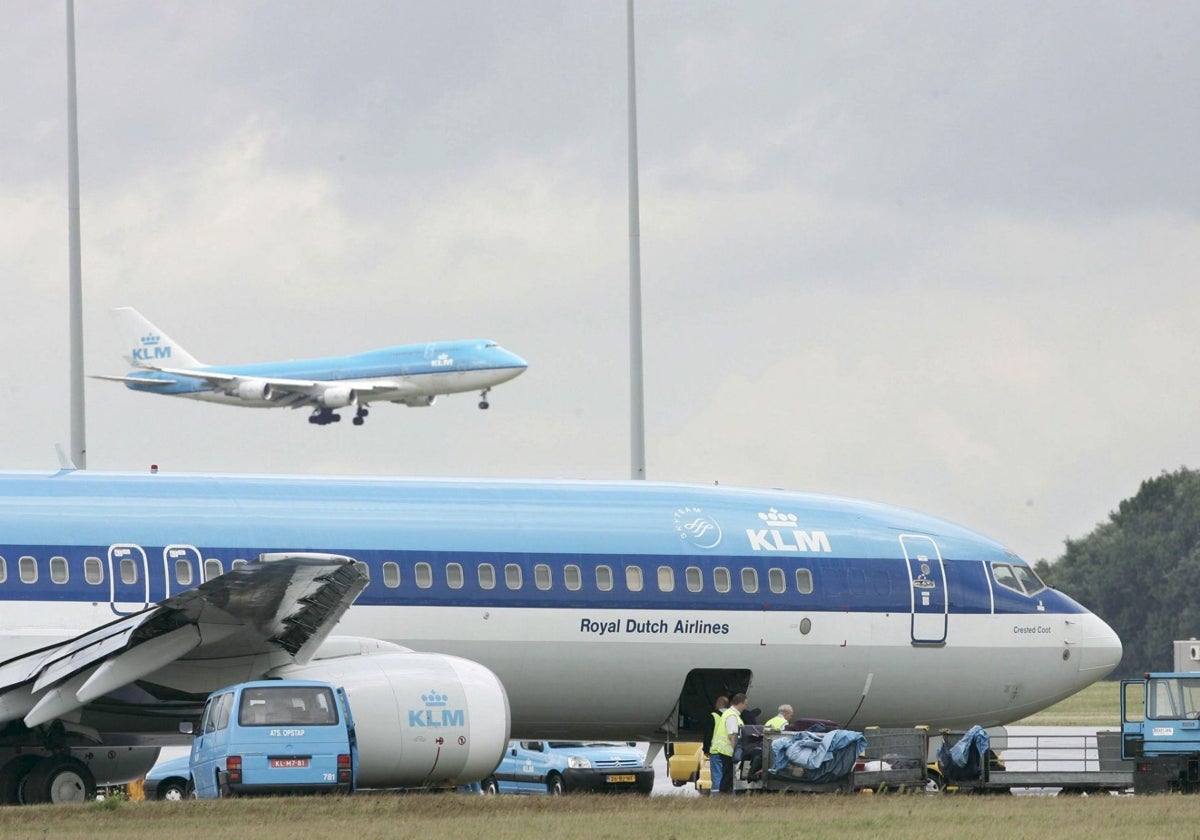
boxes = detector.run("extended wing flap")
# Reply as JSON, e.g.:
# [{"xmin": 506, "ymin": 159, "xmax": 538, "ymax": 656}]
[{"xmin": 0, "ymin": 554, "xmax": 368, "ymax": 731}]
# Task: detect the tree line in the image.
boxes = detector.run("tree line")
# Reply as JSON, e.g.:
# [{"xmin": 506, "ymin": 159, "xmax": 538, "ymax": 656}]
[{"xmin": 1035, "ymin": 467, "xmax": 1200, "ymax": 678}]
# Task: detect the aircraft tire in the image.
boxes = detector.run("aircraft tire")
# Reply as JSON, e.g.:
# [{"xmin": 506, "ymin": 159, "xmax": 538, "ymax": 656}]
[
  {"xmin": 0, "ymin": 755, "xmax": 40, "ymax": 805},
  {"xmin": 23, "ymin": 756, "xmax": 95, "ymax": 804},
  {"xmin": 478, "ymin": 401, "xmax": 489, "ymax": 410}
]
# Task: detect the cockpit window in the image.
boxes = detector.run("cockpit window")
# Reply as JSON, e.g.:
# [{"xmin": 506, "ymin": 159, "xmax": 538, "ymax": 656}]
[{"xmin": 991, "ymin": 561, "xmax": 1046, "ymax": 597}]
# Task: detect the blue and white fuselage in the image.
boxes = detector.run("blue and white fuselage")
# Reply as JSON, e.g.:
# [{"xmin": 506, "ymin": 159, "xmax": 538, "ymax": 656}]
[
  {"xmin": 0, "ymin": 469, "xmax": 1121, "ymax": 741},
  {"xmin": 93, "ymin": 307, "xmax": 527, "ymax": 425}
]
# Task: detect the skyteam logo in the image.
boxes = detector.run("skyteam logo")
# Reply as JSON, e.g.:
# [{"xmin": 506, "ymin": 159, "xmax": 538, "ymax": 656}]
[
  {"xmin": 674, "ymin": 507, "xmax": 723, "ymax": 549},
  {"xmin": 747, "ymin": 509, "xmax": 831, "ymax": 553},
  {"xmin": 132, "ymin": 333, "xmax": 171, "ymax": 362},
  {"xmin": 408, "ymin": 690, "xmax": 466, "ymax": 728},
  {"xmin": 430, "ymin": 353, "xmax": 454, "ymax": 368}
]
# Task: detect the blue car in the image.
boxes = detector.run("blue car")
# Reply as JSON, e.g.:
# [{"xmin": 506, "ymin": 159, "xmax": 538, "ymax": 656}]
[
  {"xmin": 144, "ymin": 754, "xmax": 192, "ymax": 801},
  {"xmin": 490, "ymin": 741, "xmax": 653, "ymax": 795}
]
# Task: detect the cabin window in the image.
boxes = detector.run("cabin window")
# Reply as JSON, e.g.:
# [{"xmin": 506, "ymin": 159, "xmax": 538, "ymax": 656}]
[
  {"xmin": 657, "ymin": 566, "xmax": 675, "ymax": 592},
  {"xmin": 625, "ymin": 566, "xmax": 643, "ymax": 592},
  {"xmin": 202, "ymin": 559, "xmax": 221, "ymax": 581},
  {"xmin": 0, "ymin": 556, "xmax": 6, "ymax": 584},
  {"xmin": 534, "ymin": 564, "xmax": 552, "ymax": 591},
  {"xmin": 174, "ymin": 559, "xmax": 194, "ymax": 587},
  {"xmin": 84, "ymin": 556, "xmax": 103, "ymax": 585},
  {"xmin": 595, "ymin": 565, "xmax": 613, "ymax": 592},
  {"xmin": 446, "ymin": 563, "xmax": 464, "ymax": 589},
  {"xmin": 382, "ymin": 561, "xmax": 401, "ymax": 588},
  {"xmin": 231, "ymin": 559, "xmax": 247, "ymax": 570},
  {"xmin": 713, "ymin": 567, "xmax": 731, "ymax": 594},
  {"xmin": 741, "ymin": 568, "xmax": 758, "ymax": 594},
  {"xmin": 504, "ymin": 563, "xmax": 523, "ymax": 590},
  {"xmin": 564, "ymin": 564, "xmax": 582, "ymax": 591},
  {"xmin": 49, "ymin": 556, "xmax": 68, "ymax": 585},
  {"xmin": 795, "ymin": 568, "xmax": 813, "ymax": 594},
  {"xmin": 19, "ymin": 556, "xmax": 37, "ymax": 584},
  {"xmin": 478, "ymin": 563, "xmax": 496, "ymax": 590},
  {"xmin": 768, "ymin": 568, "xmax": 785, "ymax": 594},
  {"xmin": 415, "ymin": 562, "xmax": 433, "ymax": 589},
  {"xmin": 685, "ymin": 566, "xmax": 703, "ymax": 593}
]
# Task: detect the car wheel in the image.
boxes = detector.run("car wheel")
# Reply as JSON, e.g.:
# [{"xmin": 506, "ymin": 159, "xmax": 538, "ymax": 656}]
[
  {"xmin": 546, "ymin": 773, "xmax": 564, "ymax": 796},
  {"xmin": 925, "ymin": 770, "xmax": 944, "ymax": 794},
  {"xmin": 481, "ymin": 777, "xmax": 498, "ymax": 795},
  {"xmin": 159, "ymin": 778, "xmax": 188, "ymax": 801}
]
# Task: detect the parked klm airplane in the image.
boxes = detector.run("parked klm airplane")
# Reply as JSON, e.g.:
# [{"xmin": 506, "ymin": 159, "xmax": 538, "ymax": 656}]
[
  {"xmin": 0, "ymin": 469, "xmax": 1120, "ymax": 804},
  {"xmin": 93, "ymin": 307, "xmax": 528, "ymax": 426}
]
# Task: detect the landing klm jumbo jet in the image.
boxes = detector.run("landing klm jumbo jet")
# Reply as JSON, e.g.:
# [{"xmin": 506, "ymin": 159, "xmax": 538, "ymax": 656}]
[
  {"xmin": 93, "ymin": 307, "xmax": 527, "ymax": 426},
  {"xmin": 0, "ymin": 469, "xmax": 1121, "ymax": 804}
]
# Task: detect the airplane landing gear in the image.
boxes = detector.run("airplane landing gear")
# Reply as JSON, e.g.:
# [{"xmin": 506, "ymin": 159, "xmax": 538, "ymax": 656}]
[
  {"xmin": 478, "ymin": 388, "xmax": 491, "ymax": 410},
  {"xmin": 352, "ymin": 406, "xmax": 369, "ymax": 426},
  {"xmin": 308, "ymin": 408, "xmax": 341, "ymax": 426}
]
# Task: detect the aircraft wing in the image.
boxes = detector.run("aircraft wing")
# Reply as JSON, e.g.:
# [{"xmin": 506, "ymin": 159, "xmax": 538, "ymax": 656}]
[
  {"xmin": 151, "ymin": 366, "xmax": 416, "ymax": 405},
  {"xmin": 90, "ymin": 374, "xmax": 179, "ymax": 387},
  {"xmin": 0, "ymin": 554, "xmax": 368, "ymax": 730}
]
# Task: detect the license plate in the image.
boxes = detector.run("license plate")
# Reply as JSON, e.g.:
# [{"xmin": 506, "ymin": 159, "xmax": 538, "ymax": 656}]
[
  {"xmin": 269, "ymin": 757, "xmax": 310, "ymax": 768},
  {"xmin": 606, "ymin": 774, "xmax": 636, "ymax": 783}
]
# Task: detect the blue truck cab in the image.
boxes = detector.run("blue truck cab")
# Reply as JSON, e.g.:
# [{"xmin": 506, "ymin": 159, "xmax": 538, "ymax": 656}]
[
  {"xmin": 190, "ymin": 680, "xmax": 356, "ymax": 798},
  {"xmin": 492, "ymin": 740, "xmax": 653, "ymax": 794}
]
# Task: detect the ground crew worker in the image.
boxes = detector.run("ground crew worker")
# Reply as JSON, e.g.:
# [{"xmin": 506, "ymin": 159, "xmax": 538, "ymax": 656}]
[
  {"xmin": 764, "ymin": 704, "xmax": 793, "ymax": 731},
  {"xmin": 710, "ymin": 693, "xmax": 747, "ymax": 795},
  {"xmin": 705, "ymin": 696, "xmax": 728, "ymax": 792}
]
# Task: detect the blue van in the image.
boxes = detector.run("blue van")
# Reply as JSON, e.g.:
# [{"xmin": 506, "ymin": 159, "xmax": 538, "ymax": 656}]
[{"xmin": 189, "ymin": 680, "xmax": 356, "ymax": 798}]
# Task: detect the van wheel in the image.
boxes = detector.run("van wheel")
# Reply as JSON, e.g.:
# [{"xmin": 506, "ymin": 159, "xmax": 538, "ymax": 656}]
[
  {"xmin": 185, "ymin": 779, "xmax": 197, "ymax": 799},
  {"xmin": 546, "ymin": 773, "xmax": 564, "ymax": 795},
  {"xmin": 482, "ymin": 777, "xmax": 498, "ymax": 795}
]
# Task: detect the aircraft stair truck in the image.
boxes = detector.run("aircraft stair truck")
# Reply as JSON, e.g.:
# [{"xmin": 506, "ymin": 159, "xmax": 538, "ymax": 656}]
[{"xmin": 1121, "ymin": 672, "xmax": 1200, "ymax": 794}]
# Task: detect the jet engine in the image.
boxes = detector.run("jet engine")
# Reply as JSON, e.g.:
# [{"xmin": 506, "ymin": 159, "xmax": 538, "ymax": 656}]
[
  {"xmin": 398, "ymin": 395, "xmax": 436, "ymax": 407},
  {"xmin": 233, "ymin": 379, "xmax": 273, "ymax": 401},
  {"xmin": 318, "ymin": 386, "xmax": 357, "ymax": 408},
  {"xmin": 271, "ymin": 643, "xmax": 509, "ymax": 787}
]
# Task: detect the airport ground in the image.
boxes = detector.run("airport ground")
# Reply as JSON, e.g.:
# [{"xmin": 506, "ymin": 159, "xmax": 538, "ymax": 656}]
[{"xmin": 7, "ymin": 681, "xmax": 1193, "ymax": 840}]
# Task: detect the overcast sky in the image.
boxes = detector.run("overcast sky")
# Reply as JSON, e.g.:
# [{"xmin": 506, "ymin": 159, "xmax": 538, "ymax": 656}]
[{"xmin": 2, "ymin": 1, "xmax": 1198, "ymax": 563}]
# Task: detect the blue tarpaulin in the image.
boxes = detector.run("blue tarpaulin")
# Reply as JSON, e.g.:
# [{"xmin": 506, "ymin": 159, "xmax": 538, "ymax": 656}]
[
  {"xmin": 770, "ymin": 729, "xmax": 868, "ymax": 783},
  {"xmin": 937, "ymin": 725, "xmax": 990, "ymax": 781}
]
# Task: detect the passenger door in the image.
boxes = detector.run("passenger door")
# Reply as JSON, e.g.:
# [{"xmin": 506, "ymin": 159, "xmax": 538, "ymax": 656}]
[{"xmin": 901, "ymin": 534, "xmax": 947, "ymax": 645}]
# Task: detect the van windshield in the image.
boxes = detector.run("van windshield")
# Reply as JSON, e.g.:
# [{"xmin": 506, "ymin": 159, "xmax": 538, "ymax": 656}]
[{"xmin": 238, "ymin": 686, "xmax": 338, "ymax": 727}]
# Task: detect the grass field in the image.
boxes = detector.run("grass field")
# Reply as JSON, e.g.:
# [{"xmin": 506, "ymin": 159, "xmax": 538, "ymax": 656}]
[
  {"xmin": 1012, "ymin": 680, "xmax": 1122, "ymax": 727},
  {"xmin": 4, "ymin": 789, "xmax": 1200, "ymax": 840},
  {"xmin": 0, "ymin": 681, "xmax": 1150, "ymax": 838}
]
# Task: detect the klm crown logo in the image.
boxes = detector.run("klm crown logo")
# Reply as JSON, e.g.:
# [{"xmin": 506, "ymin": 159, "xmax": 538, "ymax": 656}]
[
  {"xmin": 408, "ymin": 689, "xmax": 465, "ymax": 729},
  {"xmin": 133, "ymin": 333, "xmax": 171, "ymax": 362},
  {"xmin": 746, "ymin": 508, "xmax": 831, "ymax": 554}
]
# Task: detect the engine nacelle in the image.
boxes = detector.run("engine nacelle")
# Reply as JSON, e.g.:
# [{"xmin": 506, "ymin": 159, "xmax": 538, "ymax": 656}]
[
  {"xmin": 318, "ymin": 386, "xmax": 357, "ymax": 408},
  {"xmin": 399, "ymin": 395, "xmax": 436, "ymax": 408},
  {"xmin": 233, "ymin": 379, "xmax": 273, "ymax": 401},
  {"xmin": 272, "ymin": 649, "xmax": 509, "ymax": 787}
]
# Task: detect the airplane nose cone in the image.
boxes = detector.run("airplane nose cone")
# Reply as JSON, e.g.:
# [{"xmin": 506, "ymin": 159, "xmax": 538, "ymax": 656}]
[
  {"xmin": 1078, "ymin": 612, "xmax": 1123, "ymax": 677},
  {"xmin": 504, "ymin": 350, "xmax": 528, "ymax": 372}
]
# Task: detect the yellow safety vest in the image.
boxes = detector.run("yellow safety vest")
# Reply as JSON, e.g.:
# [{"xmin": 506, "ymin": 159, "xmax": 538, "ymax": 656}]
[
  {"xmin": 764, "ymin": 715, "xmax": 788, "ymax": 730},
  {"xmin": 710, "ymin": 706, "xmax": 742, "ymax": 757}
]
